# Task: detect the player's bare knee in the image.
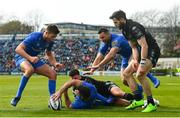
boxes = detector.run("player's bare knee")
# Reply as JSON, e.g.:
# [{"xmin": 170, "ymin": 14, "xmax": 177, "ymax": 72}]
[
  {"xmin": 48, "ymin": 70, "xmax": 57, "ymax": 80},
  {"xmin": 24, "ymin": 67, "xmax": 34, "ymax": 76}
]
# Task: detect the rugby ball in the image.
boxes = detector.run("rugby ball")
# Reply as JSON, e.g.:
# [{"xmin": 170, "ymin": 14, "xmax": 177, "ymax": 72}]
[{"xmin": 49, "ymin": 96, "xmax": 62, "ymax": 110}]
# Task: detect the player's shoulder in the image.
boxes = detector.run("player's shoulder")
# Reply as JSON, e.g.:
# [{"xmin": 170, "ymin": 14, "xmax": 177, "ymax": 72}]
[
  {"xmin": 82, "ymin": 81, "xmax": 95, "ymax": 88},
  {"xmin": 82, "ymin": 75, "xmax": 94, "ymax": 79},
  {"xmin": 127, "ymin": 19, "xmax": 145, "ymax": 32},
  {"xmin": 111, "ymin": 34, "xmax": 127, "ymax": 43},
  {"xmin": 111, "ymin": 34, "xmax": 124, "ymax": 40},
  {"xmin": 28, "ymin": 32, "xmax": 43, "ymax": 38}
]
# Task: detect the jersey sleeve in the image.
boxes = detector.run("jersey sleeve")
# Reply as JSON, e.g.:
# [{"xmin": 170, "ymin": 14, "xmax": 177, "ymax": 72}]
[
  {"xmin": 22, "ymin": 34, "xmax": 36, "ymax": 47},
  {"xmin": 98, "ymin": 42, "xmax": 108, "ymax": 55},
  {"xmin": 111, "ymin": 37, "xmax": 122, "ymax": 50},
  {"xmin": 131, "ymin": 26, "xmax": 145, "ymax": 40}
]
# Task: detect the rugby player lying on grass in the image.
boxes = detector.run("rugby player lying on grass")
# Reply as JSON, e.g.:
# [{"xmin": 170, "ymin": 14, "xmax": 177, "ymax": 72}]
[{"xmin": 52, "ymin": 78, "xmax": 130, "ymax": 109}]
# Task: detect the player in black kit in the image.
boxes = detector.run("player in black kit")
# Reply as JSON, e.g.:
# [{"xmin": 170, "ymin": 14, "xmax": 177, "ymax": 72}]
[{"xmin": 110, "ymin": 10, "xmax": 160, "ymax": 112}]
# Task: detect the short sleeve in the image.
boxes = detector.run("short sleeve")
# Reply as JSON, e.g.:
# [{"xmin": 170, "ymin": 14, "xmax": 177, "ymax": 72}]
[
  {"xmin": 131, "ymin": 26, "xmax": 145, "ymax": 40},
  {"xmin": 22, "ymin": 34, "xmax": 36, "ymax": 47}
]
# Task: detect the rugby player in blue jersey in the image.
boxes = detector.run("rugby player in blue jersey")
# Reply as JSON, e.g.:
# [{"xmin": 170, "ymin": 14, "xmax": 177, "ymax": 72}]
[
  {"xmin": 52, "ymin": 79, "xmax": 130, "ymax": 109},
  {"xmin": 87, "ymin": 28, "xmax": 160, "ymax": 88},
  {"xmin": 52, "ymin": 79, "xmax": 117, "ymax": 109},
  {"xmin": 11, "ymin": 25, "xmax": 64, "ymax": 107},
  {"xmin": 87, "ymin": 28, "xmax": 160, "ymax": 112}
]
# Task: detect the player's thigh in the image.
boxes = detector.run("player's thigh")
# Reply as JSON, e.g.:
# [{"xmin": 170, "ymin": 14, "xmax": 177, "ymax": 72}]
[
  {"xmin": 123, "ymin": 60, "xmax": 135, "ymax": 76},
  {"xmin": 114, "ymin": 98, "xmax": 130, "ymax": 107},
  {"xmin": 137, "ymin": 59, "xmax": 152, "ymax": 76},
  {"xmin": 35, "ymin": 64, "xmax": 57, "ymax": 79},
  {"xmin": 110, "ymin": 86, "xmax": 125, "ymax": 97},
  {"xmin": 20, "ymin": 61, "xmax": 34, "ymax": 75}
]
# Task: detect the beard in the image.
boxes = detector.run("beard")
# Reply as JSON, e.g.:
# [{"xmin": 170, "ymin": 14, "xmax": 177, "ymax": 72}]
[{"xmin": 118, "ymin": 23, "xmax": 125, "ymax": 30}]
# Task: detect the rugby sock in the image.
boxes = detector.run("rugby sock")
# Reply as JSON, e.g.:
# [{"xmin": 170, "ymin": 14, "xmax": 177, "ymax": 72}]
[
  {"xmin": 147, "ymin": 73, "xmax": 157, "ymax": 84},
  {"xmin": 137, "ymin": 84, "xmax": 143, "ymax": 93},
  {"xmin": 147, "ymin": 95, "xmax": 155, "ymax": 105},
  {"xmin": 133, "ymin": 89, "xmax": 143, "ymax": 101},
  {"xmin": 123, "ymin": 93, "xmax": 134, "ymax": 101},
  {"xmin": 15, "ymin": 75, "xmax": 29, "ymax": 98},
  {"xmin": 48, "ymin": 80, "xmax": 56, "ymax": 96}
]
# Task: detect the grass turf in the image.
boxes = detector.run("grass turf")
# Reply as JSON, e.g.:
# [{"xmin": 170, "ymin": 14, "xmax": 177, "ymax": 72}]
[{"xmin": 0, "ymin": 75, "xmax": 180, "ymax": 117}]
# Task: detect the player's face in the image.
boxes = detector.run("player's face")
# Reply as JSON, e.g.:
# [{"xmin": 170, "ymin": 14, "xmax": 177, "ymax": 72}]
[
  {"xmin": 99, "ymin": 32, "xmax": 110, "ymax": 43},
  {"xmin": 71, "ymin": 75, "xmax": 80, "ymax": 80},
  {"xmin": 112, "ymin": 18, "xmax": 125, "ymax": 29},
  {"xmin": 44, "ymin": 32, "xmax": 57, "ymax": 41}
]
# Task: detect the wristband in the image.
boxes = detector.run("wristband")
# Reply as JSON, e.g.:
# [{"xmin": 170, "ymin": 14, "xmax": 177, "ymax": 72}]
[{"xmin": 140, "ymin": 59, "xmax": 147, "ymax": 65}]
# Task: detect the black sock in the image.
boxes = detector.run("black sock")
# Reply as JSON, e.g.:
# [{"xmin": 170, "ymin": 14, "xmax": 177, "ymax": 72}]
[
  {"xmin": 123, "ymin": 93, "xmax": 134, "ymax": 101},
  {"xmin": 147, "ymin": 96, "xmax": 155, "ymax": 105}
]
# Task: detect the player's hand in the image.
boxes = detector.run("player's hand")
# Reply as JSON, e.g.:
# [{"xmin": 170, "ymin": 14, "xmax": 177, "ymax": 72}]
[
  {"xmin": 87, "ymin": 65, "xmax": 100, "ymax": 70},
  {"xmin": 29, "ymin": 56, "xmax": 39, "ymax": 63},
  {"xmin": 83, "ymin": 68, "xmax": 96, "ymax": 75},
  {"xmin": 51, "ymin": 91, "xmax": 61, "ymax": 101},
  {"xmin": 83, "ymin": 71, "xmax": 94, "ymax": 75},
  {"xmin": 54, "ymin": 63, "xmax": 65, "ymax": 71},
  {"xmin": 132, "ymin": 60, "xmax": 139, "ymax": 71}
]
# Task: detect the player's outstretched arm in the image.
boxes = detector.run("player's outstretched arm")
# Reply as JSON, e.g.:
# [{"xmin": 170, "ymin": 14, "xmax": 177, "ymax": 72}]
[
  {"xmin": 63, "ymin": 90, "xmax": 72, "ymax": 108},
  {"xmin": 92, "ymin": 53, "xmax": 104, "ymax": 67},
  {"xmin": 90, "ymin": 48, "xmax": 118, "ymax": 70},
  {"xmin": 52, "ymin": 80, "xmax": 82, "ymax": 101},
  {"xmin": 45, "ymin": 50, "xmax": 64, "ymax": 70},
  {"xmin": 45, "ymin": 50, "xmax": 57, "ymax": 65}
]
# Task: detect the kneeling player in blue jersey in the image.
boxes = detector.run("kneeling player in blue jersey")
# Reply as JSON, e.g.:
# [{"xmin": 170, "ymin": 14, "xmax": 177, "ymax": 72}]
[{"xmin": 11, "ymin": 25, "xmax": 64, "ymax": 107}]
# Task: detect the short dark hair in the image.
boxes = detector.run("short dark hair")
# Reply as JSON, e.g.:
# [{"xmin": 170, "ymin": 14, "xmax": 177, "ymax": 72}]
[
  {"xmin": 69, "ymin": 69, "xmax": 80, "ymax": 77},
  {"xmin": 77, "ymin": 85, "xmax": 90, "ymax": 101},
  {"xmin": 46, "ymin": 25, "xmax": 60, "ymax": 34},
  {"xmin": 109, "ymin": 10, "xmax": 127, "ymax": 20},
  {"xmin": 98, "ymin": 28, "xmax": 109, "ymax": 34}
]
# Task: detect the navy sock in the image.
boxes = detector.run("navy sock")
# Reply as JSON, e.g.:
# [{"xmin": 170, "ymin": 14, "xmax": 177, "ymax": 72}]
[
  {"xmin": 137, "ymin": 84, "xmax": 143, "ymax": 93},
  {"xmin": 16, "ymin": 75, "xmax": 29, "ymax": 98},
  {"xmin": 133, "ymin": 90, "xmax": 143, "ymax": 101},
  {"xmin": 147, "ymin": 73, "xmax": 157, "ymax": 84},
  {"xmin": 48, "ymin": 80, "xmax": 56, "ymax": 96}
]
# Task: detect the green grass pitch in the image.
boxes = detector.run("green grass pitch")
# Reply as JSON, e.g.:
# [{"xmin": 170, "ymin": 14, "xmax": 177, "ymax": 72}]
[{"xmin": 0, "ymin": 75, "xmax": 180, "ymax": 117}]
